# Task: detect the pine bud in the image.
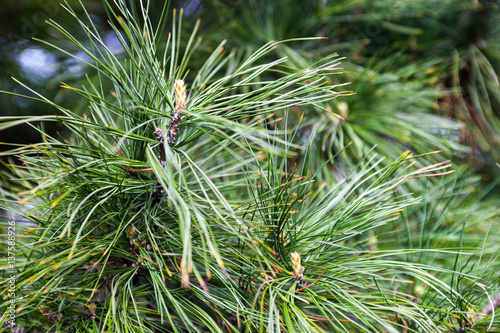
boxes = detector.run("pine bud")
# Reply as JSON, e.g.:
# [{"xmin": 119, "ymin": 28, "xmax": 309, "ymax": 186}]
[
  {"xmin": 174, "ymin": 79, "xmax": 186, "ymax": 113},
  {"xmin": 290, "ymin": 251, "xmax": 304, "ymax": 280},
  {"xmin": 166, "ymin": 80, "xmax": 186, "ymax": 145}
]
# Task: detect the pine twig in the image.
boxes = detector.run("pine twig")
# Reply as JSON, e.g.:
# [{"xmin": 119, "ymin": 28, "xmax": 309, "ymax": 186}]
[
  {"xmin": 154, "ymin": 128, "xmax": 166, "ymax": 163},
  {"xmin": 167, "ymin": 79, "xmax": 186, "ymax": 144},
  {"xmin": 154, "ymin": 80, "xmax": 186, "ymax": 163}
]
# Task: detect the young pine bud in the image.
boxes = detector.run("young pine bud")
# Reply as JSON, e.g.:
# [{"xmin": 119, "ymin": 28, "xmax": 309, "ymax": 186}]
[
  {"xmin": 290, "ymin": 251, "xmax": 304, "ymax": 280},
  {"xmin": 174, "ymin": 79, "xmax": 186, "ymax": 114},
  {"xmin": 168, "ymin": 79, "xmax": 186, "ymax": 144}
]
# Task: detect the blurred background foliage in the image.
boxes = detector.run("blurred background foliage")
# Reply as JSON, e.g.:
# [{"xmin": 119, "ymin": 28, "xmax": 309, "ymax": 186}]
[{"xmin": 0, "ymin": 0, "xmax": 108, "ymax": 147}]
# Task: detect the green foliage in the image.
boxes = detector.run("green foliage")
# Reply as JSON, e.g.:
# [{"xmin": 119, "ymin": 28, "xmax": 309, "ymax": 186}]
[
  {"xmin": 199, "ymin": 0, "xmax": 500, "ymax": 171},
  {"xmin": 0, "ymin": 0, "xmax": 499, "ymax": 332}
]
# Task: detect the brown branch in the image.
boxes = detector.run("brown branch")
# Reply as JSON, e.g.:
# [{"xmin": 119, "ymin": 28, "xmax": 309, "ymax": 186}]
[{"xmin": 154, "ymin": 128, "xmax": 166, "ymax": 164}]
